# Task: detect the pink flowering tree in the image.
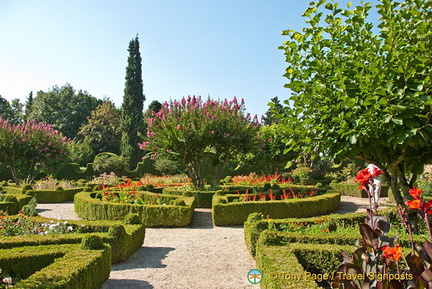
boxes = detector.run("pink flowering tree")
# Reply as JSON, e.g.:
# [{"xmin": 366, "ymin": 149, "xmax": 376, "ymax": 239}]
[
  {"xmin": 0, "ymin": 118, "xmax": 70, "ymax": 184},
  {"xmin": 140, "ymin": 96, "xmax": 260, "ymax": 189}
]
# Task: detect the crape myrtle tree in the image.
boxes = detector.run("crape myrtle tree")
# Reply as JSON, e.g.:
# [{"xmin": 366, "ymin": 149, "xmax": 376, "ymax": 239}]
[
  {"xmin": 120, "ymin": 35, "xmax": 145, "ymax": 170},
  {"xmin": 0, "ymin": 118, "xmax": 70, "ymax": 184},
  {"xmin": 139, "ymin": 96, "xmax": 260, "ymax": 189},
  {"xmin": 278, "ymin": 0, "xmax": 431, "ymax": 205}
]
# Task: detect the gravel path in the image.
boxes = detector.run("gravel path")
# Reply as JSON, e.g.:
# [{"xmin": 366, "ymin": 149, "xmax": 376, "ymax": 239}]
[{"xmin": 35, "ymin": 196, "xmax": 393, "ymax": 289}]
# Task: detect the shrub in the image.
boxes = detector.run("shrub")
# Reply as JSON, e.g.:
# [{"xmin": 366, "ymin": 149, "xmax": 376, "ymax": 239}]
[
  {"xmin": 81, "ymin": 235, "xmax": 105, "ymax": 250},
  {"xmin": 124, "ymin": 213, "xmax": 142, "ymax": 225}
]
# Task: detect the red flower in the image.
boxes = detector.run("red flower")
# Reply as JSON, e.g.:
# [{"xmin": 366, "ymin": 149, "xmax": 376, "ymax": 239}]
[
  {"xmin": 409, "ymin": 187, "xmax": 424, "ymax": 200},
  {"xmin": 355, "ymin": 169, "xmax": 371, "ymax": 190},
  {"xmin": 382, "ymin": 245, "xmax": 402, "ymax": 262},
  {"xmin": 406, "ymin": 199, "xmax": 421, "ymax": 210},
  {"xmin": 367, "ymin": 165, "xmax": 383, "ymax": 178}
]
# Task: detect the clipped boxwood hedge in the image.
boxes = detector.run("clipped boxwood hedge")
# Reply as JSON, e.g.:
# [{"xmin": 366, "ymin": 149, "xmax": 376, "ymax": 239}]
[
  {"xmin": 74, "ymin": 191, "xmax": 195, "ymax": 227},
  {"xmin": 244, "ymin": 211, "xmax": 367, "ymax": 257},
  {"xmin": 163, "ymin": 186, "xmax": 222, "ymax": 208},
  {"xmin": 255, "ymin": 230, "xmax": 354, "ymax": 289},
  {"xmin": 0, "ymin": 194, "xmax": 33, "ymax": 215},
  {"xmin": 330, "ymin": 182, "xmax": 389, "ymax": 198},
  {"xmin": 0, "ymin": 243, "xmax": 111, "ymax": 289},
  {"xmin": 0, "ymin": 215, "xmax": 145, "ymax": 263},
  {"xmin": 25, "ymin": 188, "xmax": 84, "ymax": 203},
  {"xmin": 212, "ymin": 192, "xmax": 341, "ymax": 226}
]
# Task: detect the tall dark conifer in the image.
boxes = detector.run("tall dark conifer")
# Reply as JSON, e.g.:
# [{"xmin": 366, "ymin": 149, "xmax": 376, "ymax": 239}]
[{"xmin": 120, "ymin": 35, "xmax": 145, "ymax": 169}]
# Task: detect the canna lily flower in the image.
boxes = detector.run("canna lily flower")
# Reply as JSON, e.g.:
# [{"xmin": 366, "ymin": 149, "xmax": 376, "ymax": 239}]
[
  {"xmin": 382, "ymin": 245, "xmax": 402, "ymax": 262},
  {"xmin": 409, "ymin": 187, "xmax": 424, "ymax": 200},
  {"xmin": 406, "ymin": 199, "xmax": 421, "ymax": 210},
  {"xmin": 355, "ymin": 169, "xmax": 372, "ymax": 190}
]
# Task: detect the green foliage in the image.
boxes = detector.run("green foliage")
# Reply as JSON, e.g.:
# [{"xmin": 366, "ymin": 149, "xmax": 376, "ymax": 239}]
[
  {"xmin": 212, "ymin": 191, "xmax": 340, "ymax": 226},
  {"xmin": 28, "ymin": 83, "xmax": 101, "ymax": 139},
  {"xmin": 120, "ymin": 36, "xmax": 145, "ymax": 170},
  {"xmin": 0, "ymin": 119, "xmax": 70, "ymax": 184},
  {"xmin": 123, "ymin": 213, "xmax": 142, "ymax": 225},
  {"xmin": 21, "ymin": 197, "xmax": 38, "ymax": 217},
  {"xmin": 154, "ymin": 157, "xmax": 180, "ymax": 175},
  {"xmin": 81, "ymin": 235, "xmax": 104, "ymax": 250},
  {"xmin": 92, "ymin": 153, "xmax": 127, "ymax": 176},
  {"xmin": 279, "ymin": 0, "xmax": 432, "ymax": 205},
  {"xmin": 78, "ymin": 99, "xmax": 121, "ymax": 156},
  {"xmin": 141, "ymin": 96, "xmax": 260, "ymax": 189},
  {"xmin": 74, "ymin": 191, "xmax": 195, "ymax": 227},
  {"xmin": 263, "ymin": 96, "xmax": 286, "ymax": 125},
  {"xmin": 239, "ymin": 123, "xmax": 298, "ymax": 174},
  {"xmin": 66, "ymin": 138, "xmax": 94, "ymax": 166}
]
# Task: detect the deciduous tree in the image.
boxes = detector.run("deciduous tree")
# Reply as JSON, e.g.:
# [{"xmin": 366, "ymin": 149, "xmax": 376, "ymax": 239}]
[{"xmin": 279, "ymin": 0, "xmax": 432, "ymax": 204}]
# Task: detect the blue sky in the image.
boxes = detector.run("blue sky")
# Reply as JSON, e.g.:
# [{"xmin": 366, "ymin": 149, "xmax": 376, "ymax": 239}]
[{"xmin": 0, "ymin": 0, "xmax": 378, "ymax": 118}]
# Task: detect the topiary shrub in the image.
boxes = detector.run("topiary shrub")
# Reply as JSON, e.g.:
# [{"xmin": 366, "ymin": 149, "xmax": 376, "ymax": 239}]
[
  {"xmin": 81, "ymin": 235, "xmax": 105, "ymax": 250},
  {"xmin": 108, "ymin": 224, "xmax": 127, "ymax": 239},
  {"xmin": 124, "ymin": 213, "xmax": 142, "ymax": 225}
]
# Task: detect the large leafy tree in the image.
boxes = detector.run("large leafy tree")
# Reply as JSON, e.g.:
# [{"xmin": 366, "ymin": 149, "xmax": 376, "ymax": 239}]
[
  {"xmin": 120, "ymin": 35, "xmax": 145, "ymax": 169},
  {"xmin": 28, "ymin": 84, "xmax": 101, "ymax": 139},
  {"xmin": 0, "ymin": 96, "xmax": 24, "ymax": 124},
  {"xmin": 279, "ymin": 0, "xmax": 431, "ymax": 204},
  {"xmin": 78, "ymin": 99, "xmax": 121, "ymax": 156}
]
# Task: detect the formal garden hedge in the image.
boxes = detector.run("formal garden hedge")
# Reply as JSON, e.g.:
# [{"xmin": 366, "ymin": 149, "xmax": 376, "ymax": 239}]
[
  {"xmin": 250, "ymin": 213, "xmax": 418, "ymax": 288},
  {"xmin": 0, "ymin": 243, "xmax": 111, "ymax": 289},
  {"xmin": 162, "ymin": 186, "xmax": 223, "ymax": 208},
  {"xmin": 212, "ymin": 191, "xmax": 341, "ymax": 226},
  {"xmin": 0, "ymin": 194, "xmax": 33, "ymax": 215},
  {"xmin": 74, "ymin": 191, "xmax": 195, "ymax": 227},
  {"xmin": 0, "ymin": 213, "xmax": 145, "ymax": 288}
]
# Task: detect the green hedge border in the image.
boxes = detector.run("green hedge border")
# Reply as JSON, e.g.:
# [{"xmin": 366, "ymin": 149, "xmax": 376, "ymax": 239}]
[
  {"xmin": 74, "ymin": 191, "xmax": 195, "ymax": 227},
  {"xmin": 163, "ymin": 187, "xmax": 222, "ymax": 208},
  {"xmin": 244, "ymin": 211, "xmax": 367, "ymax": 257},
  {"xmin": 0, "ymin": 243, "xmax": 111, "ymax": 289},
  {"xmin": 0, "ymin": 216, "xmax": 145, "ymax": 263},
  {"xmin": 0, "ymin": 194, "xmax": 33, "ymax": 215},
  {"xmin": 212, "ymin": 192, "xmax": 341, "ymax": 226},
  {"xmin": 255, "ymin": 230, "xmax": 354, "ymax": 289}
]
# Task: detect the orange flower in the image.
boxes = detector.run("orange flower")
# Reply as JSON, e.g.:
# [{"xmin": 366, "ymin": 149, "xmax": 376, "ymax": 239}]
[
  {"xmin": 406, "ymin": 199, "xmax": 421, "ymax": 210},
  {"xmin": 382, "ymin": 245, "xmax": 402, "ymax": 262},
  {"xmin": 409, "ymin": 187, "xmax": 424, "ymax": 200}
]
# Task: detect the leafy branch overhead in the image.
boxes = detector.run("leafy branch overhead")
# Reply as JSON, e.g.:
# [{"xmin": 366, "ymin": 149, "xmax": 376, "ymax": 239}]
[{"xmin": 278, "ymin": 0, "xmax": 431, "ymax": 204}]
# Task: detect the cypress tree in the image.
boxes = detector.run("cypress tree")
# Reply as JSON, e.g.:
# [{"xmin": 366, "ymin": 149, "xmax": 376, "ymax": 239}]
[{"xmin": 120, "ymin": 35, "xmax": 145, "ymax": 170}]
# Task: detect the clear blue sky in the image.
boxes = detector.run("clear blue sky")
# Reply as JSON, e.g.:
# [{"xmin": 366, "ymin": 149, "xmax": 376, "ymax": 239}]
[{"xmin": 0, "ymin": 0, "xmax": 378, "ymax": 118}]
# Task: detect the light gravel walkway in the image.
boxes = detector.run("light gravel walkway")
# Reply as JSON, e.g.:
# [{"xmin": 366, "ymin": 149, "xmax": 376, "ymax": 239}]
[{"xmin": 35, "ymin": 196, "xmax": 394, "ymax": 289}]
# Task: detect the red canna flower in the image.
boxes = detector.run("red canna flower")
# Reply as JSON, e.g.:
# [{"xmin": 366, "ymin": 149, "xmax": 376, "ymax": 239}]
[
  {"xmin": 409, "ymin": 187, "xmax": 424, "ymax": 200},
  {"xmin": 355, "ymin": 169, "xmax": 372, "ymax": 190},
  {"xmin": 382, "ymin": 245, "xmax": 402, "ymax": 262}
]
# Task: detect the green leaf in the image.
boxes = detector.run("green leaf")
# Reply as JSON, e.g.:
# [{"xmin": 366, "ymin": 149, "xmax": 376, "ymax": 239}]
[{"xmin": 391, "ymin": 118, "xmax": 403, "ymax": 125}]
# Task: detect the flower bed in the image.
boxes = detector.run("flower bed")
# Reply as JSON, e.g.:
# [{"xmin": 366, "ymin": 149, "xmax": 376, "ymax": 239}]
[
  {"xmin": 74, "ymin": 191, "xmax": 195, "ymax": 227},
  {"xmin": 212, "ymin": 190, "xmax": 340, "ymax": 226}
]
